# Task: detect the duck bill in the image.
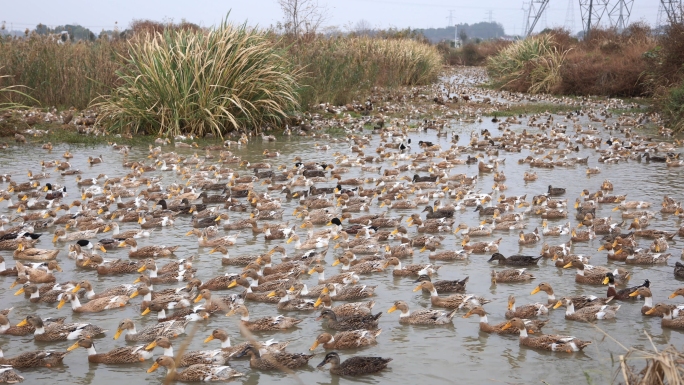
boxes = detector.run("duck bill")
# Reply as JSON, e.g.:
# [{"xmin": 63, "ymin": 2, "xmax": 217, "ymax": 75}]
[
  {"xmin": 462, "ymin": 310, "xmax": 473, "ymax": 318},
  {"xmin": 225, "ymin": 309, "xmax": 235, "ymax": 317},
  {"xmin": 129, "ymin": 290, "xmax": 139, "ymax": 299},
  {"xmin": 313, "ymin": 298, "xmax": 322, "ymax": 307},
  {"xmin": 645, "ymin": 308, "xmax": 656, "ymax": 315},
  {"xmin": 113, "ymin": 328, "xmax": 123, "ymax": 340},
  {"xmin": 147, "ymin": 362, "xmax": 160, "ymax": 373},
  {"xmin": 145, "ymin": 341, "xmax": 157, "ymax": 350},
  {"xmin": 628, "ymin": 291, "xmax": 639, "ymax": 297},
  {"xmin": 16, "ymin": 319, "xmax": 28, "ymax": 327},
  {"xmin": 531, "ymin": 287, "xmax": 541, "ymax": 295},
  {"xmin": 52, "ymin": 235, "xmax": 58, "ymax": 243},
  {"xmin": 227, "ymin": 280, "xmax": 237, "ymax": 289},
  {"xmin": 137, "ymin": 266, "xmax": 147, "ymax": 273},
  {"xmin": 501, "ymin": 322, "xmax": 512, "ymax": 331},
  {"xmin": 209, "ymin": 248, "xmax": 217, "ymax": 254},
  {"xmin": 141, "ymin": 307, "xmax": 151, "ymax": 316},
  {"xmin": 309, "ymin": 341, "xmax": 319, "ymax": 351},
  {"xmin": 287, "ymin": 237, "xmax": 295, "ymax": 244},
  {"xmin": 669, "ymin": 293, "xmax": 679, "ymax": 299},
  {"xmin": 602, "ymin": 277, "xmax": 610, "ymax": 285},
  {"xmin": 100, "ymin": 245, "xmax": 107, "ymax": 253},
  {"xmin": 331, "ymin": 259, "xmax": 340, "ymax": 267},
  {"xmin": 57, "ymin": 299, "xmax": 66, "ymax": 309},
  {"xmin": 553, "ymin": 301, "xmax": 562, "ymax": 310},
  {"xmin": 13, "ymin": 288, "xmax": 25, "ymax": 296},
  {"xmin": 71, "ymin": 284, "xmax": 81, "ymax": 293},
  {"xmin": 412, "ymin": 285, "xmax": 423, "ymax": 292},
  {"xmin": 203, "ymin": 335, "xmax": 214, "ymax": 343},
  {"xmin": 67, "ymin": 341, "xmax": 80, "ymax": 351},
  {"xmin": 266, "ymin": 291, "xmax": 277, "ymax": 298},
  {"xmin": 194, "ymin": 294, "xmax": 203, "ymax": 303},
  {"xmin": 387, "ymin": 305, "xmax": 397, "ymax": 313},
  {"xmin": 307, "ymin": 268, "xmax": 316, "ymax": 275},
  {"xmin": 562, "ymin": 262, "xmax": 573, "ymax": 269},
  {"xmin": 103, "ymin": 225, "xmax": 111, "ymax": 233}
]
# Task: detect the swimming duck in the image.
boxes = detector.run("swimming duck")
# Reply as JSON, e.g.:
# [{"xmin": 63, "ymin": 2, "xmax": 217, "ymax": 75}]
[
  {"xmin": 118, "ymin": 238, "xmax": 179, "ymax": 258},
  {"xmin": 234, "ymin": 345, "xmax": 313, "ymax": 370},
  {"xmin": 463, "ymin": 306, "xmax": 548, "ymax": 334},
  {"xmin": 67, "ymin": 336, "xmax": 152, "ymax": 364},
  {"xmin": 203, "ymin": 328, "xmax": 288, "ymax": 358},
  {"xmin": 564, "ymin": 260, "xmax": 630, "ymax": 285},
  {"xmin": 57, "ymin": 292, "xmax": 128, "ymax": 313},
  {"xmin": 146, "ymin": 355, "xmax": 243, "ymax": 382},
  {"xmin": 603, "ymin": 273, "xmax": 648, "ymax": 300},
  {"xmin": 316, "ymin": 309, "xmax": 382, "ymax": 331},
  {"xmin": 553, "ymin": 297, "xmax": 621, "ymax": 322},
  {"xmin": 531, "ymin": 282, "xmax": 613, "ymax": 308},
  {"xmin": 309, "ymin": 330, "xmax": 381, "ymax": 351},
  {"xmin": 413, "ymin": 281, "xmax": 489, "ymax": 309},
  {"xmin": 547, "ymin": 185, "xmax": 566, "ymax": 196},
  {"xmin": 17, "ymin": 314, "xmax": 105, "ymax": 341},
  {"xmin": 0, "ymin": 347, "xmax": 68, "ymax": 368},
  {"xmin": 226, "ymin": 304, "xmax": 302, "ymax": 331},
  {"xmin": 501, "ymin": 318, "xmax": 591, "ymax": 352},
  {"xmin": 308, "ymin": 264, "xmax": 359, "ymax": 285},
  {"xmin": 316, "ymin": 352, "xmax": 392, "ymax": 376},
  {"xmin": 413, "ymin": 274, "xmax": 468, "ymax": 293},
  {"xmin": 505, "ymin": 295, "xmax": 548, "ymax": 319},
  {"xmin": 145, "ymin": 336, "xmax": 230, "ymax": 366},
  {"xmin": 491, "ymin": 268, "xmax": 535, "ymax": 284},
  {"xmin": 628, "ymin": 287, "xmax": 666, "ymax": 316},
  {"xmin": 313, "ymin": 293, "xmax": 375, "ymax": 317},
  {"xmin": 646, "ymin": 304, "xmax": 684, "ymax": 329},
  {"xmin": 13, "ymin": 242, "xmax": 59, "ymax": 261},
  {"xmin": 387, "ymin": 300, "xmax": 457, "ymax": 325},
  {"xmin": 488, "ymin": 252, "xmax": 542, "ymax": 266},
  {"xmin": 113, "ymin": 318, "xmax": 187, "ymax": 342},
  {"xmin": 383, "ymin": 257, "xmax": 439, "ymax": 277},
  {"xmin": 0, "ymin": 367, "xmax": 23, "ymax": 383}
]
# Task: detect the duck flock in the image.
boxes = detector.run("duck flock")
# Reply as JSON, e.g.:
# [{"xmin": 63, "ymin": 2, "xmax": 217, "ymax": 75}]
[{"xmin": 0, "ymin": 68, "xmax": 683, "ymax": 383}]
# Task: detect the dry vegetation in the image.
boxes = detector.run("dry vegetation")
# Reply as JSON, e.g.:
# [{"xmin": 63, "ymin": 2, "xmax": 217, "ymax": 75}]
[{"xmin": 0, "ymin": 19, "xmax": 443, "ymax": 136}]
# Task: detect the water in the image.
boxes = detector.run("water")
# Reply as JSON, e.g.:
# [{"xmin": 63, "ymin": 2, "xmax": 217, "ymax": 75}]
[{"xmin": 1, "ymin": 70, "xmax": 683, "ymax": 385}]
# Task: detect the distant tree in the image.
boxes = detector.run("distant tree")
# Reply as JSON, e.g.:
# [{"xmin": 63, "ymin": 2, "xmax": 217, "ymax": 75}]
[
  {"xmin": 458, "ymin": 29, "xmax": 468, "ymax": 43},
  {"xmin": 35, "ymin": 23, "xmax": 49, "ymax": 35},
  {"xmin": 354, "ymin": 19, "xmax": 372, "ymax": 35},
  {"xmin": 277, "ymin": 0, "xmax": 329, "ymax": 39}
]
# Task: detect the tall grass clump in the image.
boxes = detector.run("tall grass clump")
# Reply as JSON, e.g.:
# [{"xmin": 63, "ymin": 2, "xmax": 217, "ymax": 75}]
[
  {"xmin": 486, "ymin": 34, "xmax": 565, "ymax": 94},
  {"xmin": 95, "ymin": 19, "xmax": 300, "ymax": 137},
  {"xmin": 287, "ymin": 36, "xmax": 442, "ymax": 107},
  {"xmin": 0, "ymin": 35, "xmax": 124, "ymax": 108}
]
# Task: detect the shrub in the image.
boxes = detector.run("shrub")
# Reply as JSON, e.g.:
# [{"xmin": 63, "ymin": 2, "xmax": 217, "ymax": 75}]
[
  {"xmin": 95, "ymin": 20, "xmax": 300, "ymax": 137},
  {"xmin": 287, "ymin": 36, "xmax": 442, "ymax": 107}
]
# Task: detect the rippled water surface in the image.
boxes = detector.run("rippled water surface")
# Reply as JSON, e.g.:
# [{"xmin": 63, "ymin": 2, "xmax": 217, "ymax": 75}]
[{"xmin": 1, "ymin": 76, "xmax": 684, "ymax": 385}]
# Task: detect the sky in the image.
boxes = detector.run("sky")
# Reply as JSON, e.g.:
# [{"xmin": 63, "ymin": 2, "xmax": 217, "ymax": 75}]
[{"xmin": 1, "ymin": 0, "xmax": 662, "ymax": 37}]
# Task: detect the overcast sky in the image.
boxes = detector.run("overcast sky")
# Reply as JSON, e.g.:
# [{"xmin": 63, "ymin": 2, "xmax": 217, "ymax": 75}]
[{"xmin": 1, "ymin": 0, "xmax": 661, "ymax": 36}]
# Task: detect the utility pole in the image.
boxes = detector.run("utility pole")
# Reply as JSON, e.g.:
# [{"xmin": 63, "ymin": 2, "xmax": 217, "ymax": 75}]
[
  {"xmin": 587, "ymin": 0, "xmax": 593, "ymax": 37},
  {"xmin": 447, "ymin": 10, "xmax": 455, "ymax": 27}
]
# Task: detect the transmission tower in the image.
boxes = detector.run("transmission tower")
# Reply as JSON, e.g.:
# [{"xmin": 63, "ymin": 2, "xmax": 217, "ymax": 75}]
[
  {"xmin": 564, "ymin": 0, "xmax": 576, "ymax": 31},
  {"xmin": 608, "ymin": 0, "xmax": 634, "ymax": 30},
  {"xmin": 524, "ymin": 0, "xmax": 550, "ymax": 36},
  {"xmin": 660, "ymin": 0, "xmax": 684, "ymax": 24},
  {"xmin": 579, "ymin": 0, "xmax": 609, "ymax": 36}
]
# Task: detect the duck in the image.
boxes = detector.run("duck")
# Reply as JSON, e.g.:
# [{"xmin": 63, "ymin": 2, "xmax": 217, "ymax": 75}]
[
  {"xmin": 501, "ymin": 318, "xmax": 591, "ymax": 352},
  {"xmin": 387, "ymin": 300, "xmax": 457, "ymax": 325},
  {"xmin": 234, "ymin": 345, "xmax": 313, "ymax": 370},
  {"xmin": 505, "ymin": 295, "xmax": 548, "ymax": 319},
  {"xmin": 267, "ymin": 288, "xmax": 317, "ymax": 311},
  {"xmin": 309, "ymin": 330, "xmax": 381, "ymax": 351},
  {"xmin": 145, "ymin": 337, "xmax": 230, "ymax": 366},
  {"xmin": 17, "ymin": 314, "xmax": 106, "ymax": 341},
  {"xmin": 383, "ymin": 257, "xmax": 439, "ymax": 277},
  {"xmin": 491, "ymin": 268, "xmax": 535, "ymax": 284},
  {"xmin": 320, "ymin": 283, "xmax": 376, "ymax": 301},
  {"xmin": 0, "ymin": 347, "xmax": 68, "ymax": 368},
  {"xmin": 225, "ymin": 304, "xmax": 302, "ymax": 331},
  {"xmin": 118, "ymin": 238, "xmax": 179, "ymax": 258},
  {"xmin": 488, "ymin": 252, "xmax": 541, "ymax": 266},
  {"xmin": 57, "ymin": 291, "xmax": 129, "ymax": 313},
  {"xmin": 462, "ymin": 306, "xmax": 548, "ymax": 334},
  {"xmin": 313, "ymin": 293, "xmax": 375, "ymax": 317},
  {"xmin": 13, "ymin": 242, "xmax": 59, "ymax": 261},
  {"xmin": 286, "ymin": 234, "xmax": 329, "ymax": 249},
  {"xmin": 146, "ymin": 355, "xmax": 243, "ymax": 382},
  {"xmin": 308, "ymin": 264, "xmax": 359, "ymax": 285},
  {"xmin": 645, "ymin": 304, "xmax": 684, "ymax": 329},
  {"xmin": 603, "ymin": 273, "xmax": 648, "ymax": 300},
  {"xmin": 531, "ymin": 282, "xmax": 613, "ymax": 308},
  {"xmin": 553, "ymin": 297, "xmax": 621, "ymax": 322},
  {"xmin": 67, "ymin": 336, "xmax": 152, "ymax": 364},
  {"xmin": 316, "ymin": 352, "xmax": 392, "ymax": 376},
  {"xmin": 52, "ymin": 227, "xmax": 99, "ymax": 242},
  {"xmin": 203, "ymin": 328, "xmax": 289, "ymax": 358},
  {"xmin": 541, "ymin": 220, "xmax": 570, "ymax": 236},
  {"xmin": 413, "ymin": 274, "xmax": 468, "ymax": 293},
  {"xmin": 0, "ymin": 367, "xmax": 23, "ymax": 383},
  {"xmin": 564, "ymin": 260, "xmax": 630, "ymax": 285},
  {"xmin": 413, "ymin": 281, "xmax": 489, "ymax": 309},
  {"xmin": 315, "ymin": 309, "xmax": 382, "ymax": 331},
  {"xmin": 547, "ymin": 185, "xmax": 566, "ymax": 196},
  {"xmin": 113, "ymin": 318, "xmax": 187, "ymax": 342},
  {"xmin": 628, "ymin": 287, "xmax": 666, "ymax": 316}
]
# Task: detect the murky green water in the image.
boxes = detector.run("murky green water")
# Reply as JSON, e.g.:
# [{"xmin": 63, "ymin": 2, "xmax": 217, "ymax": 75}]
[{"xmin": 1, "ymin": 70, "xmax": 683, "ymax": 385}]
